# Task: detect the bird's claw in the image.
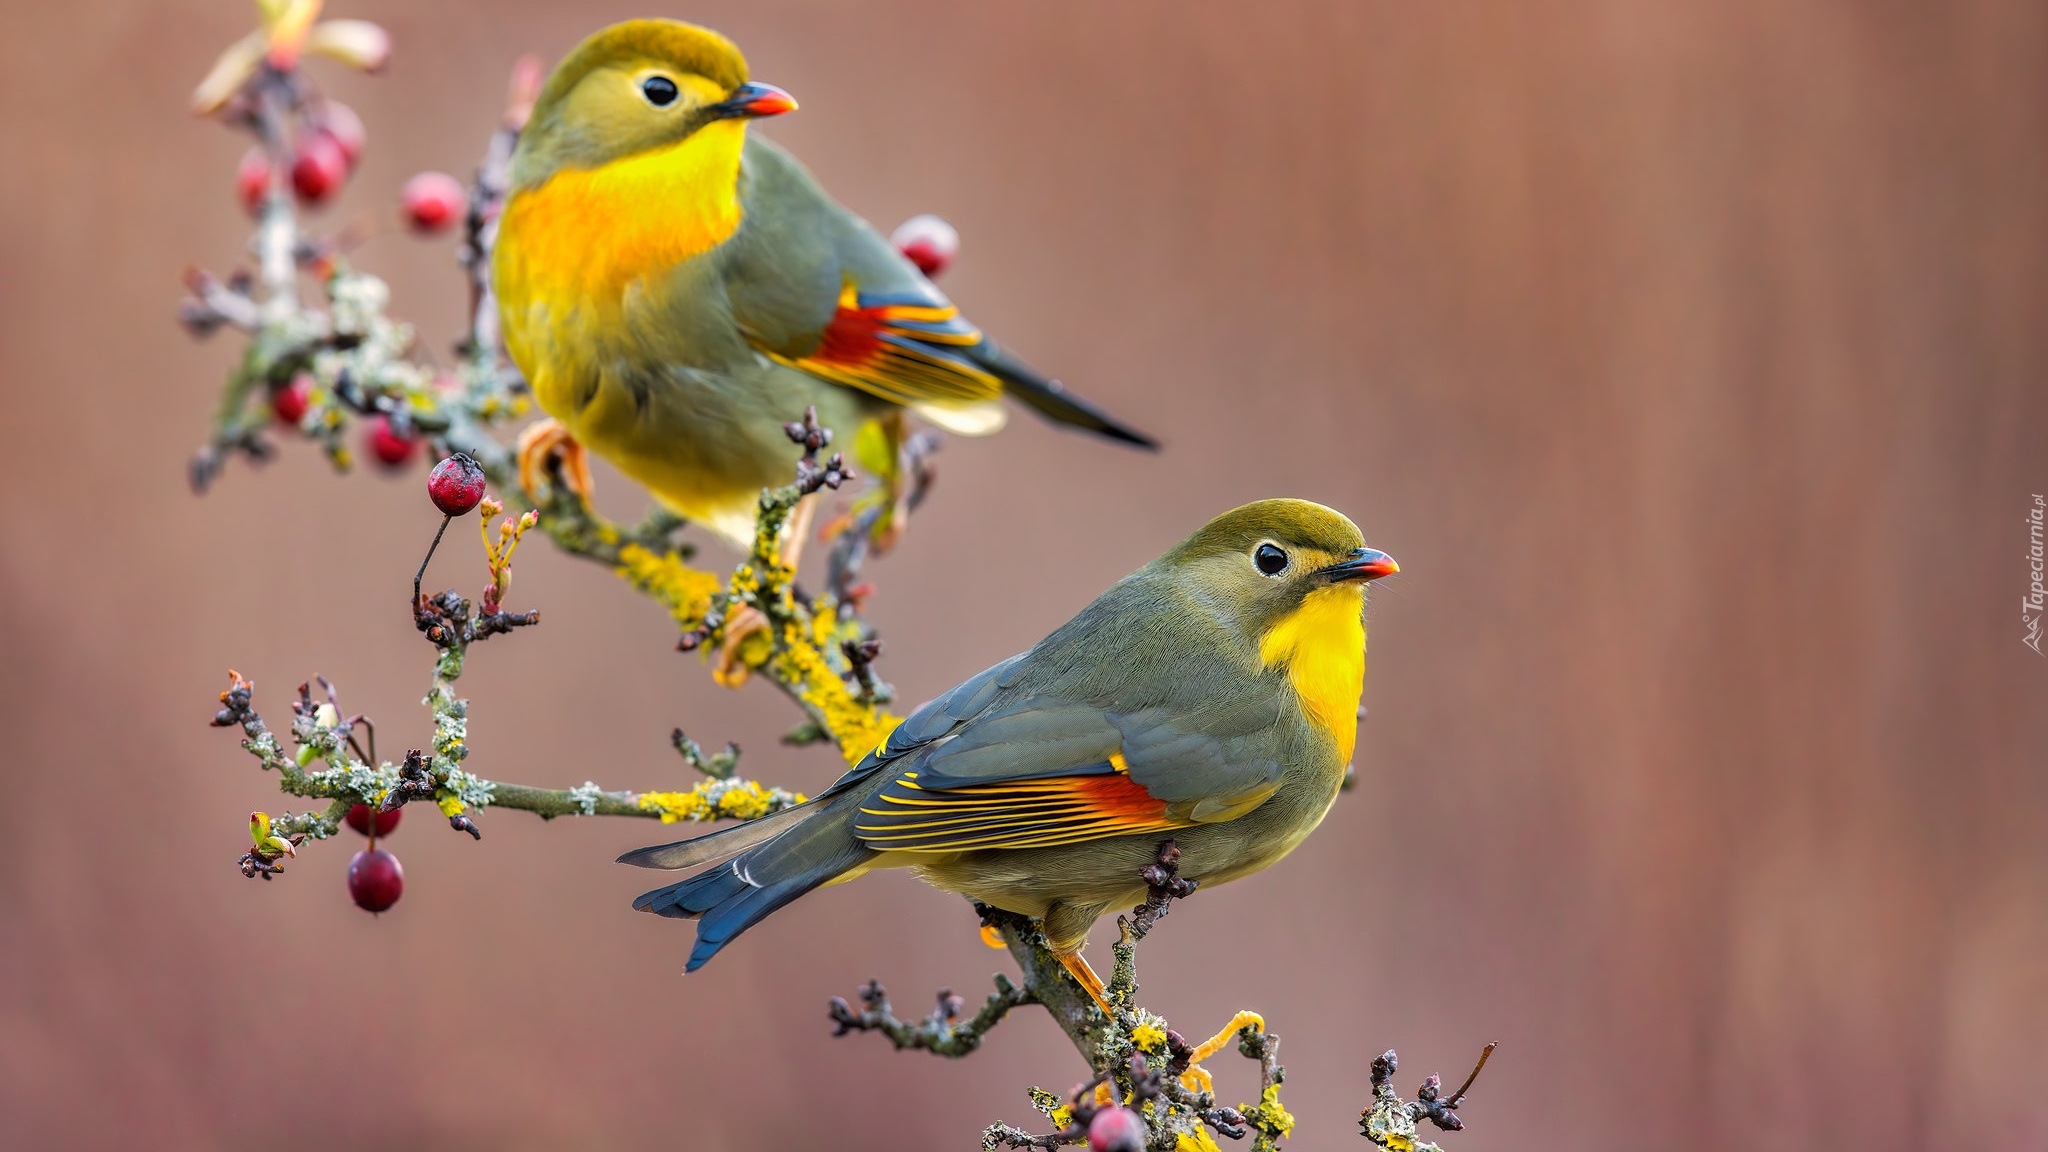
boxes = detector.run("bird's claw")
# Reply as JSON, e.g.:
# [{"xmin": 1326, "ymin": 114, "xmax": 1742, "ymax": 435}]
[
  {"xmin": 515, "ymin": 417, "xmax": 593, "ymax": 504},
  {"xmin": 712, "ymin": 605, "xmax": 769, "ymax": 689}
]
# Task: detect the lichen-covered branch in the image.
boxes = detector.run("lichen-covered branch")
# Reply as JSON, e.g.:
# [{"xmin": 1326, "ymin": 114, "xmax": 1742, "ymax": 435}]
[
  {"xmin": 183, "ymin": 18, "xmax": 900, "ymax": 780},
  {"xmin": 828, "ymin": 976, "xmax": 1035, "ymax": 1058},
  {"xmin": 1358, "ymin": 1045, "xmax": 1499, "ymax": 1152},
  {"xmin": 829, "ymin": 842, "xmax": 1495, "ymax": 1152},
  {"xmin": 187, "ymin": 12, "xmax": 896, "ymax": 887},
  {"xmin": 184, "ymin": 13, "xmax": 1495, "ymax": 1152}
]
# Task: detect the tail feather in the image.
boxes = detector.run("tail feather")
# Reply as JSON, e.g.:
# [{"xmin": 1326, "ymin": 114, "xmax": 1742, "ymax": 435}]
[
  {"xmin": 974, "ymin": 342, "xmax": 1159, "ymax": 450},
  {"xmin": 616, "ymin": 801, "xmax": 816, "ymax": 870},
  {"xmin": 629, "ymin": 792, "xmax": 875, "ymax": 972}
]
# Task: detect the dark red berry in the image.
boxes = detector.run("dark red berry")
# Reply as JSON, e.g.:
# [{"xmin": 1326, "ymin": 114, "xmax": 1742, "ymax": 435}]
[
  {"xmin": 401, "ymin": 171, "xmax": 468, "ymax": 234},
  {"xmin": 344, "ymin": 803, "xmax": 401, "ymax": 837},
  {"xmin": 1087, "ymin": 1107, "xmax": 1145, "ymax": 1152},
  {"xmin": 364, "ymin": 415, "xmax": 418, "ymax": 468},
  {"xmin": 237, "ymin": 147, "xmax": 271, "ymax": 215},
  {"xmin": 427, "ymin": 453, "xmax": 488, "ymax": 516},
  {"xmin": 309, "ymin": 101, "xmax": 366, "ymax": 169},
  {"xmin": 890, "ymin": 214, "xmax": 958, "ymax": 278},
  {"xmin": 291, "ymin": 132, "xmax": 348, "ymax": 206},
  {"xmin": 347, "ymin": 847, "xmax": 404, "ymax": 913},
  {"xmin": 271, "ymin": 375, "xmax": 312, "ymax": 425}
]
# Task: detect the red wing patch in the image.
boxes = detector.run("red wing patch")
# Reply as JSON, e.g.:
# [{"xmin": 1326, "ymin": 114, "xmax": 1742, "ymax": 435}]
[{"xmin": 765, "ymin": 285, "xmax": 1002, "ymax": 408}]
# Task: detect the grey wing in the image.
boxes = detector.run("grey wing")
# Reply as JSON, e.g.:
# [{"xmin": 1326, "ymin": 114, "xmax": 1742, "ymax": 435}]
[
  {"xmin": 721, "ymin": 135, "xmax": 957, "ymax": 359},
  {"xmin": 854, "ymin": 670, "xmax": 1291, "ymax": 852}
]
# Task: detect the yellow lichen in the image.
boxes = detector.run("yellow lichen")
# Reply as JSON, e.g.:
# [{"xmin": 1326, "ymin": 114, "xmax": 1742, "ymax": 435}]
[
  {"xmin": 614, "ymin": 543, "xmax": 720, "ymax": 629},
  {"xmin": 1175, "ymin": 1129, "xmax": 1223, "ymax": 1152},
  {"xmin": 770, "ymin": 615, "xmax": 900, "ymax": 764},
  {"xmin": 636, "ymin": 778, "xmax": 804, "ymax": 825},
  {"xmin": 1244, "ymin": 1083, "xmax": 1295, "ymax": 1140},
  {"xmin": 436, "ymin": 793, "xmax": 465, "ymax": 817},
  {"xmin": 1027, "ymin": 1087, "xmax": 1067, "ymax": 1127},
  {"xmin": 1131, "ymin": 1022, "xmax": 1169, "ymax": 1055}
]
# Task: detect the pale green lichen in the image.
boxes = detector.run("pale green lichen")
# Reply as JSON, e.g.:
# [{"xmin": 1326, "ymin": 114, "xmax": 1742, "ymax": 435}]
[
  {"xmin": 302, "ymin": 760, "xmax": 399, "ymax": 801},
  {"xmin": 441, "ymin": 767, "xmax": 494, "ymax": 809},
  {"xmin": 1360, "ymin": 1091, "xmax": 1435, "ymax": 1152},
  {"xmin": 1025, "ymin": 1087, "xmax": 1071, "ymax": 1131}
]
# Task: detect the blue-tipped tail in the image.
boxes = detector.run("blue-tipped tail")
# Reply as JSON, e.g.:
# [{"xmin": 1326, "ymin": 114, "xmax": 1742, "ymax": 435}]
[{"xmin": 631, "ymin": 793, "xmax": 873, "ymax": 971}]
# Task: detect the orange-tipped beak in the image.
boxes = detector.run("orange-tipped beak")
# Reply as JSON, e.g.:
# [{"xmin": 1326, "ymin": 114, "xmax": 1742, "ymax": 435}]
[
  {"xmin": 1319, "ymin": 546, "xmax": 1399, "ymax": 583},
  {"xmin": 712, "ymin": 81, "xmax": 797, "ymax": 120}
]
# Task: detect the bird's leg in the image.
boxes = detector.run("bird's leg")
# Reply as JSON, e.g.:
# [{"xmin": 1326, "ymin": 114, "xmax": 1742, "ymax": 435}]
[
  {"xmin": 710, "ymin": 608, "xmax": 765, "ymax": 689},
  {"xmin": 1053, "ymin": 948, "xmax": 1113, "ymax": 1016},
  {"xmin": 873, "ymin": 420, "xmax": 937, "ymax": 555},
  {"xmin": 781, "ymin": 491, "xmax": 818, "ymax": 569},
  {"xmin": 711, "ymin": 493, "xmax": 816, "ymax": 689},
  {"xmin": 823, "ymin": 415, "xmax": 935, "ymax": 556},
  {"xmin": 515, "ymin": 418, "xmax": 593, "ymax": 503}
]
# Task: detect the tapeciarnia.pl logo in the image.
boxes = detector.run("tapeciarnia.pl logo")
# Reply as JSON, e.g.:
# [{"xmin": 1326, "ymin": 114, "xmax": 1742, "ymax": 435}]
[{"xmin": 2027, "ymin": 494, "xmax": 2046, "ymax": 655}]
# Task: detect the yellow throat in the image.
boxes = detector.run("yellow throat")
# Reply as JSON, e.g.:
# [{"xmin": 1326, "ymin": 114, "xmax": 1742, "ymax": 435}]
[
  {"xmin": 499, "ymin": 117, "xmax": 749, "ymax": 304},
  {"xmin": 1260, "ymin": 585, "xmax": 1367, "ymax": 765}
]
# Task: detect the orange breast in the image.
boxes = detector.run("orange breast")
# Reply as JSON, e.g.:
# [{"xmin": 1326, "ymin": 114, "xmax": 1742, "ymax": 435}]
[{"xmin": 497, "ymin": 119, "xmax": 749, "ymax": 304}]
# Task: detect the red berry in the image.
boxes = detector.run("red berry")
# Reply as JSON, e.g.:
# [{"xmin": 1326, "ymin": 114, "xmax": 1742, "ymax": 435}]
[
  {"xmin": 401, "ymin": 171, "xmax": 468, "ymax": 235},
  {"xmin": 890, "ymin": 214, "xmax": 959, "ymax": 278},
  {"xmin": 237, "ymin": 147, "xmax": 272, "ymax": 215},
  {"xmin": 271, "ymin": 375, "xmax": 312, "ymax": 426},
  {"xmin": 1087, "ymin": 1107, "xmax": 1145, "ymax": 1152},
  {"xmin": 344, "ymin": 803, "xmax": 401, "ymax": 837},
  {"xmin": 347, "ymin": 847, "xmax": 404, "ymax": 913},
  {"xmin": 427, "ymin": 453, "xmax": 488, "ymax": 516},
  {"xmin": 309, "ymin": 101, "xmax": 367, "ymax": 169},
  {"xmin": 364, "ymin": 415, "xmax": 418, "ymax": 468},
  {"xmin": 291, "ymin": 132, "xmax": 348, "ymax": 206}
]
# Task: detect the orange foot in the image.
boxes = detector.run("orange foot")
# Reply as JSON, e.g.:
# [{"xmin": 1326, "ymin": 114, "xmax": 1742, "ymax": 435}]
[
  {"xmin": 1055, "ymin": 948, "xmax": 1112, "ymax": 1015},
  {"xmin": 710, "ymin": 496, "xmax": 817, "ymax": 690},
  {"xmin": 515, "ymin": 418, "xmax": 593, "ymax": 504},
  {"xmin": 711, "ymin": 605, "xmax": 768, "ymax": 690}
]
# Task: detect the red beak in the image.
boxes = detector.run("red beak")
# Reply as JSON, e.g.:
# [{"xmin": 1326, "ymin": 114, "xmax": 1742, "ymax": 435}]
[
  {"xmin": 713, "ymin": 81, "xmax": 798, "ymax": 120},
  {"xmin": 1319, "ymin": 547, "xmax": 1399, "ymax": 583}
]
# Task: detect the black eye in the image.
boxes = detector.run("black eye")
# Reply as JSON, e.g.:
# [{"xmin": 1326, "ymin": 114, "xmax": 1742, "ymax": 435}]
[
  {"xmin": 641, "ymin": 76, "xmax": 679, "ymax": 106},
  {"xmin": 1254, "ymin": 543, "xmax": 1289, "ymax": 576}
]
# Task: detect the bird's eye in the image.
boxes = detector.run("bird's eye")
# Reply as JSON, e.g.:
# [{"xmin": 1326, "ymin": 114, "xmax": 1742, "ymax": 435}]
[
  {"xmin": 1253, "ymin": 543, "xmax": 1289, "ymax": 576},
  {"xmin": 641, "ymin": 76, "xmax": 680, "ymax": 106}
]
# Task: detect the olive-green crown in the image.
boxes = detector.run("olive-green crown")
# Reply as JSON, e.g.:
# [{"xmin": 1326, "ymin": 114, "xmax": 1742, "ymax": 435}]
[
  {"xmin": 1172, "ymin": 498, "xmax": 1365, "ymax": 561},
  {"xmin": 531, "ymin": 19, "xmax": 749, "ymax": 120}
]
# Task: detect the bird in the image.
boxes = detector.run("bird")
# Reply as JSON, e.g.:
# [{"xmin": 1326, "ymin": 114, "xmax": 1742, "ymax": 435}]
[
  {"xmin": 619, "ymin": 499, "xmax": 1398, "ymax": 1005},
  {"xmin": 493, "ymin": 19, "xmax": 1155, "ymax": 553}
]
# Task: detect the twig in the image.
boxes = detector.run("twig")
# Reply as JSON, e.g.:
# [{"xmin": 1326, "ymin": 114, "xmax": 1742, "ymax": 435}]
[{"xmin": 829, "ymin": 976, "xmax": 1035, "ymax": 1058}]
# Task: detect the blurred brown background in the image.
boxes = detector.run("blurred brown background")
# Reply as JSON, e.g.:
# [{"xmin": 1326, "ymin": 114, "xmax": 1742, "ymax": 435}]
[{"xmin": 3, "ymin": 1, "xmax": 2044, "ymax": 1148}]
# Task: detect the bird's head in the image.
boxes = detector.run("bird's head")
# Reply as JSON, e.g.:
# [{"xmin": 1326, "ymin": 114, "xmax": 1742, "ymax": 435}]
[
  {"xmin": 511, "ymin": 19, "xmax": 795, "ymax": 189},
  {"xmin": 1160, "ymin": 499, "xmax": 1398, "ymax": 651}
]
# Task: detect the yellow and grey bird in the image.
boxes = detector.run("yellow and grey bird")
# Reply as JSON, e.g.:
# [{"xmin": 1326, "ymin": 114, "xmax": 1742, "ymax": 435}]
[
  {"xmin": 620, "ymin": 499, "xmax": 1397, "ymax": 996},
  {"xmin": 494, "ymin": 19, "xmax": 1154, "ymax": 548}
]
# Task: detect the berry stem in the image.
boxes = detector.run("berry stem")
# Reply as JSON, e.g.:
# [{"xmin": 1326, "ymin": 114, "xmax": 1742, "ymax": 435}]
[
  {"xmin": 1444, "ymin": 1040, "xmax": 1498, "ymax": 1109},
  {"xmin": 414, "ymin": 513, "xmax": 452, "ymax": 612}
]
